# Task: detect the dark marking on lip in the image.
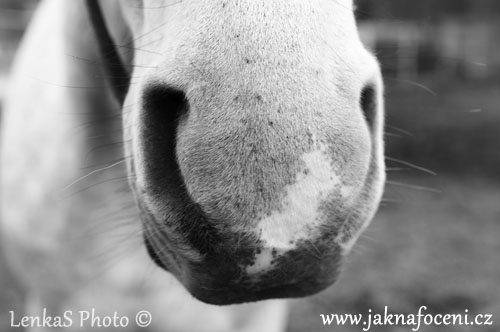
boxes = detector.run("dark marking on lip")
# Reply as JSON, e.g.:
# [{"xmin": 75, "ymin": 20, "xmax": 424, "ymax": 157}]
[{"xmin": 184, "ymin": 238, "xmax": 343, "ymax": 305}]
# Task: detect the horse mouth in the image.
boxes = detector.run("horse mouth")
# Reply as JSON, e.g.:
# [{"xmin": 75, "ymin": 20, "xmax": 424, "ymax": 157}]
[
  {"xmin": 186, "ymin": 276, "xmax": 341, "ymax": 305},
  {"xmin": 132, "ymin": 180, "xmax": 346, "ymax": 304},
  {"xmin": 143, "ymin": 233, "xmax": 342, "ymax": 305},
  {"xmin": 141, "ymin": 215, "xmax": 343, "ymax": 305}
]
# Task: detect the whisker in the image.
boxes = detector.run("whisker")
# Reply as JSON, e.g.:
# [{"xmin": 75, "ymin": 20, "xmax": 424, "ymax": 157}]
[
  {"xmin": 66, "ymin": 54, "xmax": 157, "ymax": 69},
  {"xmin": 385, "ymin": 132, "xmax": 404, "ymax": 138},
  {"xmin": 385, "ymin": 77, "xmax": 437, "ymax": 96},
  {"xmin": 81, "ymin": 156, "xmax": 132, "ymax": 170},
  {"xmin": 114, "ymin": 44, "xmax": 161, "ymax": 55},
  {"xmin": 385, "ymin": 156, "xmax": 437, "ymax": 176},
  {"xmin": 130, "ymin": 0, "xmax": 183, "ymax": 10},
  {"xmin": 386, "ymin": 125, "xmax": 414, "ymax": 137},
  {"xmin": 87, "ymin": 128, "xmax": 125, "ymax": 140},
  {"xmin": 31, "ymin": 76, "xmax": 140, "ymax": 90},
  {"xmin": 386, "ymin": 167, "xmax": 410, "ymax": 172},
  {"xmin": 386, "ymin": 180, "xmax": 441, "ymax": 194},
  {"xmin": 63, "ymin": 175, "xmax": 135, "ymax": 198},
  {"xmin": 62, "ymin": 159, "xmax": 128, "ymax": 192},
  {"xmin": 84, "ymin": 139, "xmax": 131, "ymax": 162},
  {"xmin": 380, "ymin": 197, "xmax": 401, "ymax": 204},
  {"xmin": 126, "ymin": 20, "xmax": 169, "ymax": 47},
  {"xmin": 305, "ymin": 240, "xmax": 323, "ymax": 260}
]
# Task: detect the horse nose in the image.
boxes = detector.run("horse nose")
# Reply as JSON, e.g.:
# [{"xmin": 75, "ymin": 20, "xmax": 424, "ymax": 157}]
[{"xmin": 137, "ymin": 73, "xmax": 370, "ymax": 304}]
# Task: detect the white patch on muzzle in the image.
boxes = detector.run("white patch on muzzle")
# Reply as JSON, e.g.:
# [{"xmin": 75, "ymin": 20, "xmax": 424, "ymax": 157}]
[
  {"xmin": 245, "ymin": 248, "xmax": 275, "ymax": 274},
  {"xmin": 256, "ymin": 145, "xmax": 347, "ymax": 252}
]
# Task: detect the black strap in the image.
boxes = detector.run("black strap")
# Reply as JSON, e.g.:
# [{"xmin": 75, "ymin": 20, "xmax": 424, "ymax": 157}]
[{"xmin": 85, "ymin": 0, "xmax": 130, "ymax": 104}]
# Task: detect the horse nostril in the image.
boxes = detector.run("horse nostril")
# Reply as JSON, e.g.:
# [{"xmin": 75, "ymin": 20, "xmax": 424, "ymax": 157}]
[
  {"xmin": 142, "ymin": 85, "xmax": 188, "ymax": 126},
  {"xmin": 359, "ymin": 84, "xmax": 377, "ymax": 130},
  {"xmin": 139, "ymin": 84, "xmax": 190, "ymax": 200}
]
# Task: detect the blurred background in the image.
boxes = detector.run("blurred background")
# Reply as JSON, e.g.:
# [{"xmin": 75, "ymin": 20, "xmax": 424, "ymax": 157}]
[{"xmin": 1, "ymin": 0, "xmax": 499, "ymax": 331}]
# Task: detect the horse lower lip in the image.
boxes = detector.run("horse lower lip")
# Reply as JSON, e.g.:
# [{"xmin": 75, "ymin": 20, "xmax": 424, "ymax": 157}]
[
  {"xmin": 141, "ymin": 209, "xmax": 344, "ymax": 304},
  {"xmin": 180, "ymin": 249, "xmax": 342, "ymax": 305},
  {"xmin": 187, "ymin": 277, "xmax": 338, "ymax": 305},
  {"xmin": 143, "ymin": 236, "xmax": 342, "ymax": 305}
]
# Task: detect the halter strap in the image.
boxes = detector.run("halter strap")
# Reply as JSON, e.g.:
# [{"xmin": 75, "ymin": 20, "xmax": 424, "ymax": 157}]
[{"xmin": 85, "ymin": 0, "xmax": 130, "ymax": 105}]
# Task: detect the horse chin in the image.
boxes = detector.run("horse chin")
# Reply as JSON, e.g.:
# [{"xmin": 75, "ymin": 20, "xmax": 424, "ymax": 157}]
[{"xmin": 135, "ymin": 189, "xmax": 352, "ymax": 305}]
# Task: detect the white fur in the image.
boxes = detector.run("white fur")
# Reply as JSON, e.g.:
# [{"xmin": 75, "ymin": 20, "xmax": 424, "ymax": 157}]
[
  {"xmin": 246, "ymin": 248, "xmax": 276, "ymax": 274},
  {"xmin": 257, "ymin": 145, "xmax": 342, "ymax": 250}
]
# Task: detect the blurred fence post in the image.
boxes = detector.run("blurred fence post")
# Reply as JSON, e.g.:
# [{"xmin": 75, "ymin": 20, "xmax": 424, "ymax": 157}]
[
  {"xmin": 397, "ymin": 24, "xmax": 419, "ymax": 81},
  {"xmin": 359, "ymin": 19, "xmax": 499, "ymax": 81}
]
